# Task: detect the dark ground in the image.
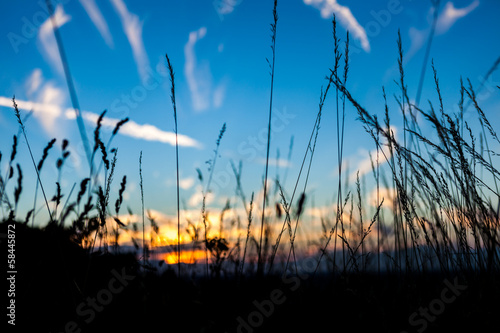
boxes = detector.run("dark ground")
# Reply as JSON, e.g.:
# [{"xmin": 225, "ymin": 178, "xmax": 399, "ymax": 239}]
[{"xmin": 3, "ymin": 221, "xmax": 499, "ymax": 333}]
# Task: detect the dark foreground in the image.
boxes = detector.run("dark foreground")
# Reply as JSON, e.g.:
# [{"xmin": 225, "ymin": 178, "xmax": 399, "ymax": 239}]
[{"xmin": 3, "ymin": 222, "xmax": 499, "ymax": 333}]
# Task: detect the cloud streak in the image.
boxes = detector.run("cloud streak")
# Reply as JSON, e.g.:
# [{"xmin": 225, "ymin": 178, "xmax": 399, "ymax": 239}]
[
  {"xmin": 346, "ymin": 126, "xmax": 398, "ymax": 183},
  {"xmin": 435, "ymin": 0, "xmax": 479, "ymax": 35},
  {"xmin": 38, "ymin": 5, "xmax": 71, "ymax": 75},
  {"xmin": 79, "ymin": 111, "xmax": 202, "ymax": 148},
  {"xmin": 407, "ymin": 1, "xmax": 479, "ymax": 61},
  {"xmin": 303, "ymin": 0, "xmax": 370, "ymax": 52},
  {"xmin": 110, "ymin": 0, "xmax": 150, "ymax": 84},
  {"xmin": 79, "ymin": 0, "xmax": 114, "ymax": 48},
  {"xmin": 0, "ymin": 95, "xmax": 201, "ymax": 148},
  {"xmin": 256, "ymin": 158, "xmax": 292, "ymax": 168},
  {"xmin": 16, "ymin": 69, "xmax": 66, "ymax": 135},
  {"xmin": 25, "ymin": 69, "xmax": 43, "ymax": 96},
  {"xmin": 0, "ymin": 96, "xmax": 60, "ymax": 118},
  {"xmin": 179, "ymin": 177, "xmax": 195, "ymax": 190},
  {"xmin": 184, "ymin": 27, "xmax": 226, "ymax": 111}
]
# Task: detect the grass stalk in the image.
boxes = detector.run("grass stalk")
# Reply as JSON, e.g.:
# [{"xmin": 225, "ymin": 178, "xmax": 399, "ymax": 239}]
[
  {"xmin": 12, "ymin": 97, "xmax": 53, "ymax": 223},
  {"xmin": 259, "ymin": 0, "xmax": 278, "ymax": 275},
  {"xmin": 45, "ymin": 0, "xmax": 92, "ymax": 167},
  {"xmin": 140, "ymin": 151, "xmax": 145, "ymax": 267},
  {"xmin": 165, "ymin": 54, "xmax": 182, "ymax": 277}
]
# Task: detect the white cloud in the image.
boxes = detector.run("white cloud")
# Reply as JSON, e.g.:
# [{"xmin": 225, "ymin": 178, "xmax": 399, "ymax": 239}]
[
  {"xmin": 0, "ymin": 96, "xmax": 60, "ymax": 118},
  {"xmin": 184, "ymin": 27, "xmax": 226, "ymax": 111},
  {"xmin": 435, "ymin": 1, "xmax": 479, "ymax": 35},
  {"xmin": 78, "ymin": 111, "xmax": 202, "ymax": 148},
  {"xmin": 368, "ymin": 186, "xmax": 396, "ymax": 208},
  {"xmin": 184, "ymin": 27, "xmax": 210, "ymax": 111},
  {"xmin": 306, "ymin": 204, "xmax": 333, "ymax": 218},
  {"xmin": 407, "ymin": 1, "xmax": 479, "ymax": 62},
  {"xmin": 110, "ymin": 0, "xmax": 150, "ymax": 84},
  {"xmin": 25, "ymin": 69, "xmax": 43, "ymax": 96},
  {"xmin": 36, "ymin": 83, "xmax": 66, "ymax": 132},
  {"xmin": 256, "ymin": 158, "xmax": 292, "ymax": 168},
  {"xmin": 179, "ymin": 177, "xmax": 195, "ymax": 190},
  {"xmin": 215, "ymin": 0, "xmax": 240, "ymax": 15},
  {"xmin": 79, "ymin": 0, "xmax": 114, "ymax": 48},
  {"xmin": 188, "ymin": 185, "xmax": 214, "ymax": 207},
  {"xmin": 1, "ymin": 95, "xmax": 201, "ymax": 149},
  {"xmin": 38, "ymin": 5, "xmax": 71, "ymax": 75},
  {"xmin": 13, "ymin": 70, "xmax": 65, "ymax": 135},
  {"xmin": 213, "ymin": 82, "xmax": 226, "ymax": 109},
  {"xmin": 406, "ymin": 27, "xmax": 427, "ymax": 62},
  {"xmin": 303, "ymin": 0, "xmax": 370, "ymax": 52},
  {"xmin": 0, "ymin": 84, "xmax": 69, "ymax": 145},
  {"xmin": 348, "ymin": 126, "xmax": 397, "ymax": 183}
]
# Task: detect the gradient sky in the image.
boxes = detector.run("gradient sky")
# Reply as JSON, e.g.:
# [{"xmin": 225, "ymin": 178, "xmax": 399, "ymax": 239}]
[{"xmin": 1, "ymin": 0, "xmax": 499, "ymax": 238}]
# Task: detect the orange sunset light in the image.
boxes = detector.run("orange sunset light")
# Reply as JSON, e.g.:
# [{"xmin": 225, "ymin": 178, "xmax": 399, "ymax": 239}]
[{"xmin": 163, "ymin": 249, "xmax": 207, "ymax": 265}]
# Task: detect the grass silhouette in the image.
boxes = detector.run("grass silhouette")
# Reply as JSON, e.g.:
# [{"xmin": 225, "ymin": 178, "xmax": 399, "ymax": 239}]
[{"xmin": 1, "ymin": 1, "xmax": 499, "ymax": 332}]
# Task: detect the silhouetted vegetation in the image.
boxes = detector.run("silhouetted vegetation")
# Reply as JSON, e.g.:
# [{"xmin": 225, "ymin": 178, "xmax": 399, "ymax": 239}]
[{"xmin": 2, "ymin": 1, "xmax": 499, "ymax": 332}]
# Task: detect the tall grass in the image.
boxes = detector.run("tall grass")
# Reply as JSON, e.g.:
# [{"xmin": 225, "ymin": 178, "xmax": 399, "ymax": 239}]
[
  {"xmin": 2, "ymin": 3, "xmax": 499, "ymax": 332},
  {"xmin": 12, "ymin": 97, "xmax": 53, "ymax": 223},
  {"xmin": 327, "ymin": 50, "xmax": 500, "ymax": 276},
  {"xmin": 165, "ymin": 53, "xmax": 182, "ymax": 277},
  {"xmin": 1, "ymin": 0, "xmax": 498, "ymax": 290},
  {"xmin": 45, "ymin": 0, "xmax": 92, "ymax": 166},
  {"xmin": 259, "ymin": 0, "xmax": 278, "ymax": 275}
]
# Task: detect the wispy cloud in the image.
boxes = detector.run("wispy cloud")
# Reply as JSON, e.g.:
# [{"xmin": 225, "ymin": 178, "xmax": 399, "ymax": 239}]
[
  {"xmin": 0, "ymin": 95, "xmax": 201, "ymax": 149},
  {"xmin": 179, "ymin": 177, "xmax": 195, "ymax": 190},
  {"xmin": 0, "ymin": 88, "xmax": 66, "ymax": 142},
  {"xmin": 25, "ymin": 69, "xmax": 43, "ymax": 96},
  {"xmin": 435, "ymin": 0, "xmax": 479, "ymax": 35},
  {"xmin": 188, "ymin": 185, "xmax": 214, "ymax": 207},
  {"xmin": 384, "ymin": 1, "xmax": 479, "ymax": 81},
  {"xmin": 79, "ymin": 0, "xmax": 114, "ymax": 48},
  {"xmin": 214, "ymin": 0, "xmax": 241, "ymax": 16},
  {"xmin": 406, "ymin": 26, "xmax": 427, "ymax": 61},
  {"xmin": 407, "ymin": 1, "xmax": 479, "ymax": 61},
  {"xmin": 256, "ymin": 157, "xmax": 292, "ymax": 168},
  {"xmin": 14, "ymin": 69, "xmax": 65, "ymax": 135},
  {"xmin": 368, "ymin": 186, "xmax": 396, "ymax": 208},
  {"xmin": 346, "ymin": 126, "xmax": 398, "ymax": 183},
  {"xmin": 184, "ymin": 27, "xmax": 226, "ymax": 111},
  {"xmin": 184, "ymin": 27, "xmax": 209, "ymax": 111},
  {"xmin": 303, "ymin": 0, "xmax": 370, "ymax": 52},
  {"xmin": 75, "ymin": 111, "xmax": 202, "ymax": 148},
  {"xmin": 35, "ymin": 83, "xmax": 66, "ymax": 133},
  {"xmin": 213, "ymin": 81, "xmax": 226, "ymax": 109},
  {"xmin": 38, "ymin": 5, "xmax": 71, "ymax": 75},
  {"xmin": 0, "ymin": 96, "xmax": 60, "ymax": 118},
  {"xmin": 110, "ymin": 0, "xmax": 150, "ymax": 84}
]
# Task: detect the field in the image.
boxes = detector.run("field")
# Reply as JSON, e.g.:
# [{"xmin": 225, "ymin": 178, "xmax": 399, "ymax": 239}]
[{"xmin": 2, "ymin": 1, "xmax": 500, "ymax": 332}]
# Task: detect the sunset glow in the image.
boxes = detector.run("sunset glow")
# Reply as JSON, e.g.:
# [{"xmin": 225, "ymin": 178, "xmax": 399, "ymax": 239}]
[{"xmin": 163, "ymin": 249, "xmax": 207, "ymax": 265}]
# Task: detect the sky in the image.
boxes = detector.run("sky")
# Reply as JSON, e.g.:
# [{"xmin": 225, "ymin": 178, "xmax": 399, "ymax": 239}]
[{"xmin": 1, "ymin": 0, "xmax": 500, "ymax": 249}]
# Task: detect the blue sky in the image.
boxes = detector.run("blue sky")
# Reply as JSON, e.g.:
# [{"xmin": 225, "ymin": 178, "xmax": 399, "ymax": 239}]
[{"xmin": 1, "ymin": 0, "xmax": 499, "ymax": 237}]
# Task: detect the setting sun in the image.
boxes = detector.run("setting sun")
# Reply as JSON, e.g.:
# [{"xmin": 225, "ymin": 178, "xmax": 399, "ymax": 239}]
[{"xmin": 163, "ymin": 249, "xmax": 207, "ymax": 265}]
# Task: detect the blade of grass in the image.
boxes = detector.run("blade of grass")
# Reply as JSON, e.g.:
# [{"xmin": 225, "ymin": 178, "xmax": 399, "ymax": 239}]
[
  {"xmin": 165, "ymin": 53, "xmax": 181, "ymax": 277},
  {"xmin": 45, "ymin": 0, "xmax": 92, "ymax": 167},
  {"xmin": 259, "ymin": 0, "xmax": 278, "ymax": 276}
]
